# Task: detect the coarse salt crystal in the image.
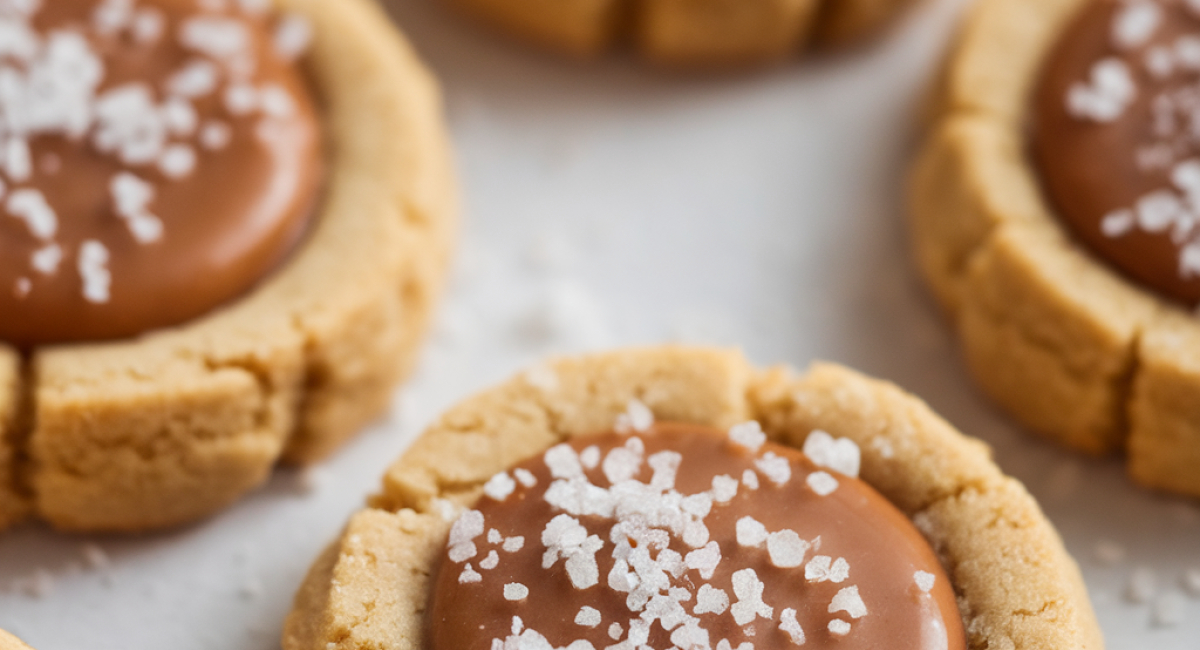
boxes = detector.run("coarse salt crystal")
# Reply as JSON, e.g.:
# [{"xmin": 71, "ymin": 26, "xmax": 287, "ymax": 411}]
[
  {"xmin": 579, "ymin": 445, "xmax": 600, "ymax": 470},
  {"xmin": 1112, "ymin": 1, "xmax": 1162, "ymax": 50},
  {"xmin": 736, "ymin": 516, "xmax": 768, "ymax": 548},
  {"xmin": 545, "ymin": 444, "xmax": 584, "ymax": 480},
  {"xmin": 1101, "ymin": 209, "xmax": 1135, "ymax": 237},
  {"xmin": 483, "ymin": 472, "xmax": 517, "ymax": 501},
  {"xmin": 742, "ymin": 469, "xmax": 759, "ymax": 490},
  {"xmin": 488, "ymin": 529, "xmax": 502, "ymax": 544},
  {"xmin": 728, "ymin": 421, "xmax": 766, "ymax": 453},
  {"xmin": 179, "ymin": 16, "xmax": 250, "ymax": 59},
  {"xmin": 273, "ymin": 13, "xmax": 312, "ymax": 60},
  {"xmin": 1067, "ymin": 58, "xmax": 1136, "ymax": 122},
  {"xmin": 479, "ymin": 550, "xmax": 499, "ymax": 570},
  {"xmin": 779, "ymin": 608, "xmax": 806, "ymax": 645},
  {"xmin": 755, "ymin": 452, "xmax": 791, "ymax": 486},
  {"xmin": 710, "ymin": 474, "xmax": 738, "ymax": 503},
  {"xmin": 514, "ymin": 468, "xmax": 537, "ymax": 488},
  {"xmin": 502, "ymin": 536, "xmax": 525, "ymax": 553},
  {"xmin": 767, "ymin": 530, "xmax": 809, "ymax": 569},
  {"xmin": 449, "ymin": 510, "xmax": 485, "ymax": 547},
  {"xmin": 6, "ymin": 188, "xmax": 57, "ymax": 240},
  {"xmin": 685, "ymin": 541, "xmax": 721, "ymax": 580},
  {"xmin": 158, "ymin": 143, "xmax": 196, "ymax": 178},
  {"xmin": 30, "ymin": 244, "xmax": 62, "ymax": 275},
  {"xmin": 802, "ymin": 430, "xmax": 861, "ymax": 477},
  {"xmin": 608, "ymin": 622, "xmax": 623, "ymax": 640},
  {"xmin": 806, "ymin": 471, "xmax": 838, "ymax": 496},
  {"xmin": 805, "ymin": 555, "xmax": 849, "ymax": 584},
  {"xmin": 575, "ymin": 606, "xmax": 601, "ymax": 627},
  {"xmin": 503, "ymin": 582, "xmax": 528, "ymax": 601},
  {"xmin": 828, "ymin": 620, "xmax": 851, "ymax": 636}
]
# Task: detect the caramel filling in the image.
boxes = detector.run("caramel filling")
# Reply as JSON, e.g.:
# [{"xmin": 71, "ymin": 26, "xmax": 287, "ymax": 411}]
[
  {"xmin": 0, "ymin": 0, "xmax": 322, "ymax": 345},
  {"xmin": 1034, "ymin": 0, "xmax": 1200, "ymax": 305},
  {"xmin": 427, "ymin": 421, "xmax": 966, "ymax": 650}
]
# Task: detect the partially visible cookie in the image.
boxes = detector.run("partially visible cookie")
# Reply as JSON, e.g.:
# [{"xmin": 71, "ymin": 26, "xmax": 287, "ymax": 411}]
[
  {"xmin": 0, "ymin": 0, "xmax": 456, "ymax": 533},
  {"xmin": 444, "ymin": 0, "xmax": 920, "ymax": 67},
  {"xmin": 283, "ymin": 347, "xmax": 1101, "ymax": 650},
  {"xmin": 910, "ymin": 0, "xmax": 1200, "ymax": 498},
  {"xmin": 0, "ymin": 630, "xmax": 31, "ymax": 650}
]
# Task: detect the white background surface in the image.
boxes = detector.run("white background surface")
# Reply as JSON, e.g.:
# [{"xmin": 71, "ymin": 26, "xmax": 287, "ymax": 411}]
[{"xmin": 2, "ymin": 0, "xmax": 1199, "ymax": 648}]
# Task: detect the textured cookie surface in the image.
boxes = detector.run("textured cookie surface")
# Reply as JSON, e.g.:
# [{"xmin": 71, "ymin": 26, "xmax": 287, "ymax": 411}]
[
  {"xmin": 910, "ymin": 0, "xmax": 1200, "ymax": 498},
  {"xmin": 0, "ymin": 0, "xmax": 456, "ymax": 533},
  {"xmin": 444, "ymin": 0, "xmax": 920, "ymax": 66},
  {"xmin": 0, "ymin": 631, "xmax": 31, "ymax": 650},
  {"xmin": 283, "ymin": 347, "xmax": 1102, "ymax": 650}
]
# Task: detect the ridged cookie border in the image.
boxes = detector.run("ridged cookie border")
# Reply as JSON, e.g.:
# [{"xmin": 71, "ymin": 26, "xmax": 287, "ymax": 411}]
[
  {"xmin": 442, "ymin": 0, "xmax": 920, "ymax": 67},
  {"xmin": 909, "ymin": 0, "xmax": 1200, "ymax": 498},
  {"xmin": 282, "ymin": 347, "xmax": 1101, "ymax": 650},
  {"xmin": 0, "ymin": 0, "xmax": 457, "ymax": 533}
]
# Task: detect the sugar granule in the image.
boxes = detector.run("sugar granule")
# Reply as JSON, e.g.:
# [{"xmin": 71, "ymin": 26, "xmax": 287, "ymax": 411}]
[
  {"xmin": 806, "ymin": 471, "xmax": 838, "ymax": 496},
  {"xmin": 503, "ymin": 582, "xmax": 529, "ymax": 601},
  {"xmin": 728, "ymin": 421, "xmax": 766, "ymax": 453}
]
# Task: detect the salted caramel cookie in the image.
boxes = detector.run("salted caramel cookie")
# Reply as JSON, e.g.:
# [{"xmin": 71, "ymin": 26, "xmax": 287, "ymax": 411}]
[
  {"xmin": 0, "ymin": 630, "xmax": 32, "ymax": 650},
  {"xmin": 911, "ymin": 0, "xmax": 1200, "ymax": 498},
  {"xmin": 283, "ymin": 347, "xmax": 1102, "ymax": 650},
  {"xmin": 443, "ymin": 0, "xmax": 920, "ymax": 67},
  {"xmin": 0, "ymin": 0, "xmax": 456, "ymax": 532}
]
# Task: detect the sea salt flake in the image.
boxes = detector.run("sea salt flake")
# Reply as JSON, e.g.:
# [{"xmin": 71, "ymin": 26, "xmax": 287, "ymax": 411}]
[
  {"xmin": 3, "ymin": 136, "xmax": 31, "ymax": 181},
  {"xmin": 648, "ymin": 450, "xmax": 681, "ymax": 491},
  {"xmin": 514, "ymin": 468, "xmax": 537, "ymax": 487},
  {"xmin": 736, "ymin": 517, "xmax": 768, "ymax": 548},
  {"xmin": 767, "ymin": 530, "xmax": 809, "ymax": 568},
  {"xmin": 458, "ymin": 564, "xmax": 481, "ymax": 584},
  {"xmin": 503, "ymin": 582, "xmax": 529, "ymax": 601},
  {"xmin": 483, "ymin": 472, "xmax": 517, "ymax": 501},
  {"xmin": 488, "ymin": 529, "xmax": 502, "ymax": 544},
  {"xmin": 1136, "ymin": 190, "xmax": 1183, "ymax": 232},
  {"xmin": 607, "ymin": 622, "xmax": 623, "ymax": 640},
  {"xmin": 694, "ymin": 583, "xmax": 729, "ymax": 615},
  {"xmin": 503, "ymin": 536, "xmax": 525, "ymax": 553},
  {"xmin": 274, "ymin": 13, "xmax": 312, "ymax": 59},
  {"xmin": 827, "ymin": 620, "xmax": 851, "ymax": 637},
  {"xmin": 829, "ymin": 585, "xmax": 867, "ymax": 619},
  {"xmin": 580, "ymin": 446, "xmax": 601, "ymax": 469},
  {"xmin": 30, "ymin": 244, "xmax": 62, "ymax": 275},
  {"xmin": 685, "ymin": 541, "xmax": 721, "ymax": 580},
  {"xmin": 802, "ymin": 430, "xmax": 861, "ymax": 477},
  {"xmin": 615, "ymin": 399, "xmax": 654, "ymax": 433},
  {"xmin": 805, "ymin": 555, "xmax": 849, "ymax": 583},
  {"xmin": 755, "ymin": 452, "xmax": 791, "ymax": 486},
  {"xmin": 1112, "ymin": 1, "xmax": 1162, "ymax": 50},
  {"xmin": 6, "ymin": 188, "xmax": 57, "ymax": 240},
  {"xmin": 915, "ymin": 571, "xmax": 936, "ymax": 593},
  {"xmin": 806, "ymin": 471, "xmax": 838, "ymax": 496},
  {"xmin": 570, "ymin": 606, "xmax": 601, "ymax": 628},
  {"xmin": 545, "ymin": 444, "xmax": 585, "ymax": 480},
  {"xmin": 729, "ymin": 421, "xmax": 766, "ymax": 452},
  {"xmin": 179, "ymin": 16, "xmax": 250, "ymax": 59},
  {"xmin": 779, "ymin": 608, "xmax": 806, "ymax": 645},
  {"xmin": 730, "ymin": 568, "xmax": 773, "ymax": 626},
  {"xmin": 742, "ymin": 469, "xmax": 759, "ymax": 490},
  {"xmin": 158, "ymin": 143, "xmax": 196, "ymax": 178},
  {"xmin": 110, "ymin": 172, "xmax": 163, "ymax": 243},
  {"xmin": 711, "ymin": 474, "xmax": 738, "ymax": 503},
  {"xmin": 1101, "ymin": 209, "xmax": 1135, "ymax": 237},
  {"xmin": 449, "ymin": 510, "xmax": 485, "ymax": 546},
  {"xmin": 168, "ymin": 60, "xmax": 220, "ymax": 98},
  {"xmin": 132, "ymin": 8, "xmax": 164, "ymax": 43},
  {"xmin": 480, "ymin": 551, "xmax": 499, "ymax": 570},
  {"xmin": 1067, "ymin": 58, "xmax": 1136, "ymax": 122},
  {"xmin": 603, "ymin": 440, "xmax": 643, "ymax": 484},
  {"xmin": 78, "ymin": 240, "xmax": 111, "ymax": 303}
]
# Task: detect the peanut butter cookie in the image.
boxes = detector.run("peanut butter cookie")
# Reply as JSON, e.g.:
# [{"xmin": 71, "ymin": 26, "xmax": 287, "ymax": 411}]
[
  {"xmin": 0, "ymin": 0, "xmax": 456, "ymax": 533},
  {"xmin": 911, "ymin": 0, "xmax": 1200, "ymax": 498},
  {"xmin": 443, "ymin": 0, "xmax": 921, "ymax": 67},
  {"xmin": 283, "ymin": 347, "xmax": 1101, "ymax": 650}
]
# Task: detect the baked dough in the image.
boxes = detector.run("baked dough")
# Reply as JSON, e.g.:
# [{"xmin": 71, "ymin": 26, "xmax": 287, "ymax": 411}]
[
  {"xmin": 444, "ymin": 0, "xmax": 920, "ymax": 66},
  {"xmin": 0, "ymin": 0, "xmax": 456, "ymax": 533},
  {"xmin": 910, "ymin": 0, "xmax": 1200, "ymax": 498},
  {"xmin": 282, "ymin": 347, "xmax": 1102, "ymax": 650},
  {"xmin": 0, "ymin": 630, "xmax": 32, "ymax": 650}
]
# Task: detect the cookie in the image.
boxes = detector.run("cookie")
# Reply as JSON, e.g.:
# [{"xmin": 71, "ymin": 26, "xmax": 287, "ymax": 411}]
[
  {"xmin": 910, "ymin": 0, "xmax": 1200, "ymax": 498},
  {"xmin": 0, "ymin": 0, "xmax": 456, "ymax": 533},
  {"xmin": 444, "ymin": 0, "xmax": 920, "ymax": 67},
  {"xmin": 283, "ymin": 347, "xmax": 1101, "ymax": 650},
  {"xmin": 0, "ymin": 630, "xmax": 32, "ymax": 650}
]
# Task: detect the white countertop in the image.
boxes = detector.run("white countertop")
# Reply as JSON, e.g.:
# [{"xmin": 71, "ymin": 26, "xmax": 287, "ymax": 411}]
[{"xmin": 2, "ymin": 1, "xmax": 1198, "ymax": 648}]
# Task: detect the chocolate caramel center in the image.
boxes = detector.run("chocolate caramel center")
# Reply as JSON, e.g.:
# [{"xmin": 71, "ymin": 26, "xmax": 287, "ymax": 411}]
[
  {"xmin": 0, "ymin": 0, "xmax": 322, "ymax": 345},
  {"xmin": 427, "ymin": 423, "xmax": 965, "ymax": 650},
  {"xmin": 1034, "ymin": 0, "xmax": 1200, "ymax": 305}
]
